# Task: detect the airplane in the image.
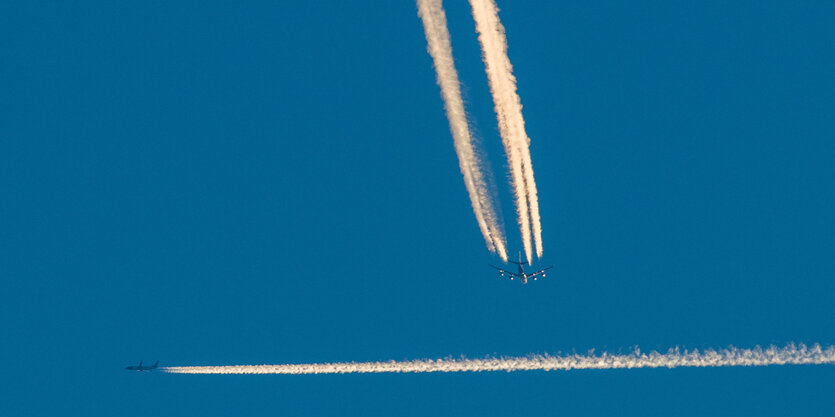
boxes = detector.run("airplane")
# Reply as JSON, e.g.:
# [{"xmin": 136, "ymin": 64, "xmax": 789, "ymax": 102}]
[
  {"xmin": 125, "ymin": 360, "xmax": 158, "ymax": 371},
  {"xmin": 489, "ymin": 254, "xmax": 553, "ymax": 284}
]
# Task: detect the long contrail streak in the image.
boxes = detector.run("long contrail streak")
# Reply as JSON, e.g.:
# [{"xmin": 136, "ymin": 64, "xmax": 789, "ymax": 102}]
[
  {"xmin": 418, "ymin": 0, "xmax": 508, "ymax": 262},
  {"xmin": 469, "ymin": 0, "xmax": 543, "ymax": 263},
  {"xmin": 162, "ymin": 343, "xmax": 834, "ymax": 375}
]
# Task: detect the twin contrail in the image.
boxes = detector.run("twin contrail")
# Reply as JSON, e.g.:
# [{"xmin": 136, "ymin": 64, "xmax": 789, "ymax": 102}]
[
  {"xmin": 162, "ymin": 343, "xmax": 834, "ymax": 375},
  {"xmin": 418, "ymin": 0, "xmax": 508, "ymax": 261},
  {"xmin": 469, "ymin": 0, "xmax": 542, "ymax": 264},
  {"xmin": 418, "ymin": 0, "xmax": 542, "ymax": 264}
]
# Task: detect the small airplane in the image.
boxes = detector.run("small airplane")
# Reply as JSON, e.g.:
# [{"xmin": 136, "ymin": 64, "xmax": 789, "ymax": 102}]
[
  {"xmin": 489, "ymin": 254, "xmax": 553, "ymax": 284},
  {"xmin": 125, "ymin": 360, "xmax": 158, "ymax": 371}
]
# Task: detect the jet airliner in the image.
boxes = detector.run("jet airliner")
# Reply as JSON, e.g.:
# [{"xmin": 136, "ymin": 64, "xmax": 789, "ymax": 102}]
[
  {"xmin": 125, "ymin": 360, "xmax": 158, "ymax": 371},
  {"xmin": 489, "ymin": 254, "xmax": 552, "ymax": 284}
]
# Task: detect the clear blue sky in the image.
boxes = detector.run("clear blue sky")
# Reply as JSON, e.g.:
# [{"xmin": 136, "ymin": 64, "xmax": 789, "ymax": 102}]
[{"xmin": 2, "ymin": 1, "xmax": 834, "ymax": 415}]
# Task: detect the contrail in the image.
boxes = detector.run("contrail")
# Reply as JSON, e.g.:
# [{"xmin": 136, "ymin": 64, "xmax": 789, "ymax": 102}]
[
  {"xmin": 418, "ymin": 0, "xmax": 508, "ymax": 262},
  {"xmin": 162, "ymin": 343, "xmax": 835, "ymax": 375},
  {"xmin": 469, "ymin": 0, "xmax": 543, "ymax": 263}
]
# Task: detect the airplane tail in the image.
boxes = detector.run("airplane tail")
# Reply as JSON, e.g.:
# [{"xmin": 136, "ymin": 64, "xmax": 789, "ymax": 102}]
[{"xmin": 509, "ymin": 252, "xmax": 525, "ymax": 265}]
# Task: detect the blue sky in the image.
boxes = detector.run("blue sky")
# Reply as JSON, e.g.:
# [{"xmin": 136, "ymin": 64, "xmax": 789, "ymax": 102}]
[{"xmin": 2, "ymin": 0, "xmax": 834, "ymax": 415}]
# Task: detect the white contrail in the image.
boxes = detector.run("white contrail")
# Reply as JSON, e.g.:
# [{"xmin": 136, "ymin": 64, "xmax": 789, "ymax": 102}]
[
  {"xmin": 469, "ymin": 0, "xmax": 543, "ymax": 263},
  {"xmin": 418, "ymin": 0, "xmax": 508, "ymax": 262},
  {"xmin": 162, "ymin": 343, "xmax": 835, "ymax": 375}
]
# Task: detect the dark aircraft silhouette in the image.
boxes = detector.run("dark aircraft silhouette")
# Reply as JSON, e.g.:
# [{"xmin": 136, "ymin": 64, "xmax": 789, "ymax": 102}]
[
  {"xmin": 489, "ymin": 253, "xmax": 552, "ymax": 284},
  {"xmin": 125, "ymin": 360, "xmax": 158, "ymax": 371}
]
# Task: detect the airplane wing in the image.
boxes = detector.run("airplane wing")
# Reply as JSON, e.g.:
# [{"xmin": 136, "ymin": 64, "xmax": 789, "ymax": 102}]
[
  {"xmin": 489, "ymin": 264, "xmax": 521, "ymax": 279},
  {"xmin": 529, "ymin": 266, "xmax": 553, "ymax": 278}
]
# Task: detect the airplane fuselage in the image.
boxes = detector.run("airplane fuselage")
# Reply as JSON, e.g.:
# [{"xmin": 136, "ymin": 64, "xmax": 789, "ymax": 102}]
[{"xmin": 517, "ymin": 264, "xmax": 528, "ymax": 284}]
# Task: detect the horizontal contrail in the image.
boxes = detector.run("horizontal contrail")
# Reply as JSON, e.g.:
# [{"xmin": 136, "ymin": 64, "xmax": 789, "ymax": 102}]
[
  {"xmin": 418, "ymin": 0, "xmax": 508, "ymax": 261},
  {"xmin": 162, "ymin": 343, "xmax": 834, "ymax": 375}
]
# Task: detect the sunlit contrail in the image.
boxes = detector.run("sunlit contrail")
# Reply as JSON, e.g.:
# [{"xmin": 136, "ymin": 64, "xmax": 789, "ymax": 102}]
[
  {"xmin": 469, "ymin": 0, "xmax": 543, "ymax": 263},
  {"xmin": 418, "ymin": 0, "xmax": 508, "ymax": 261},
  {"xmin": 163, "ymin": 343, "xmax": 834, "ymax": 375}
]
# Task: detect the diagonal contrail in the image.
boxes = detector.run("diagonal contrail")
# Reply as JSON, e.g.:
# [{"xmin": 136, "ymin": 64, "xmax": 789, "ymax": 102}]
[
  {"xmin": 162, "ymin": 343, "xmax": 835, "ymax": 375},
  {"xmin": 469, "ymin": 0, "xmax": 543, "ymax": 264},
  {"xmin": 418, "ymin": 0, "xmax": 508, "ymax": 262}
]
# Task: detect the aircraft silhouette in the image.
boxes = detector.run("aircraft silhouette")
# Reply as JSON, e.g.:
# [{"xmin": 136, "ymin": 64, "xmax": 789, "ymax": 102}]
[
  {"xmin": 125, "ymin": 360, "xmax": 158, "ymax": 371},
  {"xmin": 489, "ymin": 253, "xmax": 552, "ymax": 284}
]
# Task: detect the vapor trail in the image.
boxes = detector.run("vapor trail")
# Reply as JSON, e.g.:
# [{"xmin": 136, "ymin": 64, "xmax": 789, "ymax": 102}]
[
  {"xmin": 469, "ymin": 0, "xmax": 543, "ymax": 263},
  {"xmin": 418, "ymin": 0, "xmax": 508, "ymax": 262},
  {"xmin": 163, "ymin": 343, "xmax": 834, "ymax": 375}
]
